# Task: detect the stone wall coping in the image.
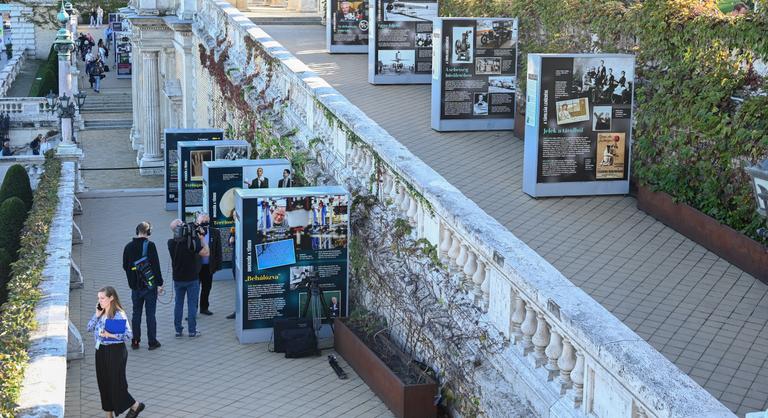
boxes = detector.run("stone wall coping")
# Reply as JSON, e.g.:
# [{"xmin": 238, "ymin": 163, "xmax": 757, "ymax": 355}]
[
  {"xmin": 15, "ymin": 161, "xmax": 76, "ymax": 418},
  {"xmin": 201, "ymin": 2, "xmax": 735, "ymax": 416}
]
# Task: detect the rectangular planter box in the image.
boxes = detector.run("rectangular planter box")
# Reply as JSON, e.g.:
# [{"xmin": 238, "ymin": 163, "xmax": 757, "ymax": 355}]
[
  {"xmin": 637, "ymin": 185, "xmax": 768, "ymax": 283},
  {"xmin": 334, "ymin": 319, "xmax": 437, "ymax": 418}
]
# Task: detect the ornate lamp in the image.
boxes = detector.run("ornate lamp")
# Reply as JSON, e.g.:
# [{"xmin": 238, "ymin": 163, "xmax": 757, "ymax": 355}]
[
  {"xmin": 45, "ymin": 90, "xmax": 59, "ymax": 109},
  {"xmin": 74, "ymin": 91, "xmax": 87, "ymax": 108}
]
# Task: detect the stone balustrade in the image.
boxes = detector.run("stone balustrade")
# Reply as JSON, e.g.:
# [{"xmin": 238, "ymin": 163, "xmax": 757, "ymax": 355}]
[
  {"xmin": 15, "ymin": 161, "xmax": 79, "ymax": 418},
  {"xmin": 0, "ymin": 154, "xmax": 47, "ymax": 189},
  {"xmin": 194, "ymin": 1, "xmax": 736, "ymax": 416},
  {"xmin": 0, "ymin": 97, "xmax": 58, "ymax": 123},
  {"xmin": 0, "ymin": 50, "xmax": 27, "ymax": 97}
]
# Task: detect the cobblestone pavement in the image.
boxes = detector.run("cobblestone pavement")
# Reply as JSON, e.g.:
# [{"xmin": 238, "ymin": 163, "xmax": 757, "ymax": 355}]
[
  {"xmin": 66, "ymin": 194, "xmax": 393, "ymax": 418},
  {"xmin": 260, "ymin": 24, "xmax": 768, "ymax": 415}
]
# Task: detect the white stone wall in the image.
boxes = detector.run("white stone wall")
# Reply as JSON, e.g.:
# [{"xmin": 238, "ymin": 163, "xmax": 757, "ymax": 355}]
[{"xmin": 7, "ymin": 4, "xmax": 36, "ymax": 57}]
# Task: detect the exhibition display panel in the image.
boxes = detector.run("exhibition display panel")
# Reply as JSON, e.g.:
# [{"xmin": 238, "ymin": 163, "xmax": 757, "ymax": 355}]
[
  {"xmin": 368, "ymin": 0, "xmax": 438, "ymax": 84},
  {"xmin": 523, "ymin": 54, "xmax": 635, "ymax": 197},
  {"xmin": 327, "ymin": 0, "xmax": 369, "ymax": 53},
  {"xmin": 431, "ymin": 17, "xmax": 518, "ymax": 131},
  {"xmin": 163, "ymin": 128, "xmax": 224, "ymax": 210},
  {"xmin": 234, "ymin": 186, "xmax": 350, "ymax": 344},
  {"xmin": 176, "ymin": 140, "xmax": 250, "ymax": 221},
  {"xmin": 202, "ymin": 159, "xmax": 292, "ymax": 270}
]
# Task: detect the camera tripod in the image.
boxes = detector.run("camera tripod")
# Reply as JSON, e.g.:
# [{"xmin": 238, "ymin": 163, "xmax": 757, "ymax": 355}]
[{"xmin": 300, "ymin": 276, "xmax": 331, "ymax": 334}]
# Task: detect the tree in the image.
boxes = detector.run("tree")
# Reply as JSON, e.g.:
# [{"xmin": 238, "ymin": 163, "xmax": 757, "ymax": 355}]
[
  {"xmin": 0, "ymin": 197, "xmax": 28, "ymax": 259},
  {"xmin": 0, "ymin": 165, "xmax": 33, "ymax": 211}
]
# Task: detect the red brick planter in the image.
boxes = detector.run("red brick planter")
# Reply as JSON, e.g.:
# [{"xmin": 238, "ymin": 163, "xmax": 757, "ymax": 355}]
[
  {"xmin": 334, "ymin": 319, "xmax": 437, "ymax": 418},
  {"xmin": 636, "ymin": 185, "xmax": 768, "ymax": 283}
]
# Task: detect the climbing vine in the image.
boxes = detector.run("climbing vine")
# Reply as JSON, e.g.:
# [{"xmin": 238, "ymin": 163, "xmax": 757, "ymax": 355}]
[{"xmin": 442, "ymin": 0, "xmax": 768, "ymax": 240}]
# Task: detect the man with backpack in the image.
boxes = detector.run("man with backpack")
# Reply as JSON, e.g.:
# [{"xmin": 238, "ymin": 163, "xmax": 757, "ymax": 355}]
[{"xmin": 122, "ymin": 221, "xmax": 164, "ymax": 350}]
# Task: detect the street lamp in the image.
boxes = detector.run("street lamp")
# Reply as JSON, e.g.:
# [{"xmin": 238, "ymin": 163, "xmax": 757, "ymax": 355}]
[{"xmin": 745, "ymin": 159, "xmax": 768, "ymax": 238}]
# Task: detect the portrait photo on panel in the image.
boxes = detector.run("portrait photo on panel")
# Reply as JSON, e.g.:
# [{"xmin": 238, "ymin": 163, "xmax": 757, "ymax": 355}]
[
  {"xmin": 592, "ymin": 106, "xmax": 612, "ymax": 131},
  {"xmin": 555, "ymin": 97, "xmax": 590, "ymax": 125},
  {"xmin": 473, "ymin": 93, "xmax": 489, "ymax": 116}
]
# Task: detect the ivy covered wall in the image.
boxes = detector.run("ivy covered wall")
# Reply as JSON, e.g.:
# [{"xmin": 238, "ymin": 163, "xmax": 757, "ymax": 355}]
[{"xmin": 441, "ymin": 0, "xmax": 768, "ymax": 240}]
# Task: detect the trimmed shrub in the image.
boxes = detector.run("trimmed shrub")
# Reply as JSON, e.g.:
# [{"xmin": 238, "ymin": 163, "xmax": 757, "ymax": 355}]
[
  {"xmin": 0, "ymin": 164, "xmax": 33, "ymax": 211},
  {"xmin": 0, "ymin": 197, "xmax": 28, "ymax": 260}
]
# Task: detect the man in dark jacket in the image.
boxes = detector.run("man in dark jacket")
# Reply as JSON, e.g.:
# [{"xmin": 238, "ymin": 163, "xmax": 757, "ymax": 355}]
[
  {"xmin": 168, "ymin": 219, "xmax": 205, "ymax": 337},
  {"xmin": 196, "ymin": 213, "xmax": 222, "ymax": 316},
  {"xmin": 122, "ymin": 221, "xmax": 163, "ymax": 350}
]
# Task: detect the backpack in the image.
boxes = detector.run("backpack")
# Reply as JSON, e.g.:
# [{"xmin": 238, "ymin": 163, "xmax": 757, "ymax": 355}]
[{"xmin": 132, "ymin": 240, "xmax": 156, "ymax": 289}]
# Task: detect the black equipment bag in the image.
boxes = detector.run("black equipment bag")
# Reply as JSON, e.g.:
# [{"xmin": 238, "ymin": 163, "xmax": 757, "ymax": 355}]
[{"xmin": 273, "ymin": 318, "xmax": 318, "ymax": 357}]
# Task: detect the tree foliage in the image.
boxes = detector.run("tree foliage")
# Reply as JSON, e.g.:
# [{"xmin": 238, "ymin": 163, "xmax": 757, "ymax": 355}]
[{"xmin": 441, "ymin": 0, "xmax": 768, "ymax": 239}]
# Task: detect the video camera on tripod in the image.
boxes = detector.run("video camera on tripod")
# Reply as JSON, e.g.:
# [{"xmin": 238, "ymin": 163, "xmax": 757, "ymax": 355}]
[{"xmin": 173, "ymin": 221, "xmax": 209, "ymax": 250}]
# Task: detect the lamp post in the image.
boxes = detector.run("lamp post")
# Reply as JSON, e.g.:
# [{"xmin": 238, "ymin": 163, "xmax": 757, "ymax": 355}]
[
  {"xmin": 46, "ymin": 89, "xmax": 86, "ymax": 152},
  {"xmin": 745, "ymin": 159, "xmax": 768, "ymax": 239}
]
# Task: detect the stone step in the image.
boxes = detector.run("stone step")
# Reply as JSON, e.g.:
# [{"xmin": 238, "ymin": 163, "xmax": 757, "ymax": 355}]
[
  {"xmin": 80, "ymin": 107, "xmax": 132, "ymax": 113},
  {"xmin": 84, "ymin": 119, "xmax": 132, "ymax": 129}
]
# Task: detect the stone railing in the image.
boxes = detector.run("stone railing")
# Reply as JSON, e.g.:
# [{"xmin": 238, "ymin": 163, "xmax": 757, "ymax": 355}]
[
  {"xmin": 15, "ymin": 161, "xmax": 79, "ymax": 418},
  {"xmin": 0, "ymin": 97, "xmax": 58, "ymax": 123},
  {"xmin": 194, "ymin": 1, "xmax": 736, "ymax": 417},
  {"xmin": 0, "ymin": 50, "xmax": 27, "ymax": 97},
  {"xmin": 0, "ymin": 155, "xmax": 47, "ymax": 189}
]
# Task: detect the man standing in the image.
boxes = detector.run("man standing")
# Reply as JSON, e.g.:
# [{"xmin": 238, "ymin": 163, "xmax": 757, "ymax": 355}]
[
  {"xmin": 168, "ymin": 219, "xmax": 206, "ymax": 337},
  {"xmin": 0, "ymin": 139, "xmax": 12, "ymax": 156},
  {"xmin": 96, "ymin": 6, "xmax": 104, "ymax": 26},
  {"xmin": 245, "ymin": 167, "xmax": 269, "ymax": 188},
  {"xmin": 122, "ymin": 221, "xmax": 163, "ymax": 350},
  {"xmin": 278, "ymin": 169, "xmax": 293, "ymax": 188},
  {"xmin": 196, "ymin": 213, "xmax": 222, "ymax": 316}
]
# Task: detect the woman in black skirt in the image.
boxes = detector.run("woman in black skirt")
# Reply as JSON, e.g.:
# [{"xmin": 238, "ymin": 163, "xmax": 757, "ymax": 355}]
[{"xmin": 87, "ymin": 286, "xmax": 146, "ymax": 418}]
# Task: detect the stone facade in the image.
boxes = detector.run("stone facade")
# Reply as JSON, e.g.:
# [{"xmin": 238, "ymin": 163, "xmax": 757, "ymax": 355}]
[{"xmin": 125, "ymin": 0, "xmax": 737, "ymax": 416}]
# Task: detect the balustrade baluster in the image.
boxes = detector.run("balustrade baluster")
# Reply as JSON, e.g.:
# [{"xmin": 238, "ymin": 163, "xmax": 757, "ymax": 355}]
[
  {"xmin": 545, "ymin": 330, "xmax": 562, "ymax": 381},
  {"xmin": 447, "ymin": 235, "xmax": 461, "ymax": 263},
  {"xmin": 439, "ymin": 228, "xmax": 452, "ymax": 259},
  {"xmin": 558, "ymin": 339, "xmax": 576, "ymax": 394},
  {"xmin": 521, "ymin": 305, "xmax": 537, "ymax": 355},
  {"xmin": 400, "ymin": 194, "xmax": 411, "ymax": 213},
  {"xmin": 572, "ymin": 352, "xmax": 585, "ymax": 407},
  {"xmin": 463, "ymin": 251, "xmax": 477, "ymax": 282},
  {"xmin": 456, "ymin": 244, "xmax": 468, "ymax": 269},
  {"xmin": 406, "ymin": 197, "xmax": 418, "ymax": 221},
  {"xmin": 510, "ymin": 293, "xmax": 525, "ymax": 344},
  {"xmin": 532, "ymin": 313, "xmax": 550, "ymax": 367},
  {"xmin": 471, "ymin": 260, "xmax": 485, "ymax": 304},
  {"xmin": 481, "ymin": 274, "xmax": 490, "ymax": 312}
]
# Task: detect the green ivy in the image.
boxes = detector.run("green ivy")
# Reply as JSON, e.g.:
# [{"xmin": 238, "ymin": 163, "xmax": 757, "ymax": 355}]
[
  {"xmin": 441, "ymin": 0, "xmax": 768, "ymax": 240},
  {"xmin": 0, "ymin": 152, "xmax": 61, "ymax": 416}
]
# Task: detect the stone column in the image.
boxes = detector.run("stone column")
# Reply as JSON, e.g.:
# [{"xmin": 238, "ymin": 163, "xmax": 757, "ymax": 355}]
[
  {"xmin": 130, "ymin": 42, "xmax": 143, "ymax": 150},
  {"xmin": 139, "ymin": 50, "xmax": 162, "ymax": 175}
]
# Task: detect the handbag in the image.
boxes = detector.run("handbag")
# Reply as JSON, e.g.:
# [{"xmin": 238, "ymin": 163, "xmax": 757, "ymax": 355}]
[{"xmin": 104, "ymin": 65, "xmax": 110, "ymax": 72}]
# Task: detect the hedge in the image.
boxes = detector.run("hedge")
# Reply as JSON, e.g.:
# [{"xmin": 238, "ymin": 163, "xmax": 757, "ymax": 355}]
[
  {"xmin": 0, "ymin": 152, "xmax": 61, "ymax": 416},
  {"xmin": 0, "ymin": 164, "xmax": 34, "ymax": 211},
  {"xmin": 0, "ymin": 197, "xmax": 28, "ymax": 264},
  {"xmin": 28, "ymin": 46, "xmax": 59, "ymax": 97},
  {"xmin": 440, "ymin": 0, "xmax": 768, "ymax": 241}
]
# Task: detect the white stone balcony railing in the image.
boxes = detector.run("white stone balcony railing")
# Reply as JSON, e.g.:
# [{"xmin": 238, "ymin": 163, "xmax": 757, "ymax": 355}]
[
  {"xmin": 194, "ymin": 1, "xmax": 736, "ymax": 417},
  {"xmin": 0, "ymin": 50, "xmax": 27, "ymax": 97},
  {"xmin": 0, "ymin": 97, "xmax": 58, "ymax": 123},
  {"xmin": 0, "ymin": 155, "xmax": 47, "ymax": 189},
  {"xmin": 15, "ymin": 161, "xmax": 81, "ymax": 418}
]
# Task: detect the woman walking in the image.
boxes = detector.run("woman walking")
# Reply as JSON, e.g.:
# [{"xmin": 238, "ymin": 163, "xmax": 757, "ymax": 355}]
[
  {"xmin": 90, "ymin": 55, "xmax": 106, "ymax": 93},
  {"xmin": 87, "ymin": 286, "xmax": 146, "ymax": 418}
]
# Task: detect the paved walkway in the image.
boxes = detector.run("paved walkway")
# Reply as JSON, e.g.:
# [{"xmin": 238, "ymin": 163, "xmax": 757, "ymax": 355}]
[
  {"xmin": 259, "ymin": 24, "xmax": 768, "ymax": 415},
  {"xmin": 5, "ymin": 58, "xmax": 42, "ymax": 97},
  {"xmin": 66, "ymin": 26, "xmax": 392, "ymax": 417}
]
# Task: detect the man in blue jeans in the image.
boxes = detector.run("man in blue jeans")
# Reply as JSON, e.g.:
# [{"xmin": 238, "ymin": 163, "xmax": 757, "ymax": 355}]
[
  {"xmin": 167, "ymin": 219, "xmax": 207, "ymax": 338},
  {"xmin": 122, "ymin": 221, "xmax": 163, "ymax": 350}
]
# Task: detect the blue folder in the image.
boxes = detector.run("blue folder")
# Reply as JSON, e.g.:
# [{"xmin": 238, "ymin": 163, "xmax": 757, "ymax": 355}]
[{"xmin": 104, "ymin": 319, "xmax": 127, "ymax": 342}]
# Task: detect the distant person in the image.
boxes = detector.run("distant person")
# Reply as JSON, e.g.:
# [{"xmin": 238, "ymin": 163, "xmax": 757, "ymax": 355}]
[
  {"xmin": 0, "ymin": 139, "xmax": 13, "ymax": 156},
  {"xmin": 98, "ymin": 39, "xmax": 107, "ymax": 62},
  {"xmin": 86, "ymin": 286, "xmax": 146, "ymax": 418},
  {"xmin": 96, "ymin": 6, "xmax": 104, "ymax": 26},
  {"xmin": 89, "ymin": 8, "xmax": 96, "ymax": 27},
  {"xmin": 195, "ymin": 213, "xmax": 222, "ymax": 316},
  {"xmin": 122, "ymin": 221, "xmax": 164, "ymax": 351},
  {"xmin": 30, "ymin": 134, "xmax": 41, "ymax": 155},
  {"xmin": 39, "ymin": 134, "xmax": 55, "ymax": 153},
  {"xmin": 278, "ymin": 169, "xmax": 293, "ymax": 188},
  {"xmin": 90, "ymin": 56, "xmax": 106, "ymax": 93}
]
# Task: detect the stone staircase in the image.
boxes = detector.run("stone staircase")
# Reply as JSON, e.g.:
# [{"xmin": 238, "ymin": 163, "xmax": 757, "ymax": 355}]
[
  {"xmin": 245, "ymin": 5, "xmax": 322, "ymax": 25},
  {"xmin": 79, "ymin": 91, "xmax": 132, "ymax": 130}
]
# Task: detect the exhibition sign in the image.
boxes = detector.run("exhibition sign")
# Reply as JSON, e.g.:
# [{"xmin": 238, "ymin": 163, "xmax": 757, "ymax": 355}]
[
  {"xmin": 327, "ymin": 0, "xmax": 369, "ymax": 53},
  {"xmin": 177, "ymin": 140, "xmax": 250, "ymax": 221},
  {"xmin": 202, "ymin": 159, "xmax": 292, "ymax": 270},
  {"xmin": 235, "ymin": 186, "xmax": 350, "ymax": 344},
  {"xmin": 523, "ymin": 54, "xmax": 635, "ymax": 197},
  {"xmin": 368, "ymin": 0, "xmax": 438, "ymax": 84},
  {"xmin": 431, "ymin": 17, "xmax": 519, "ymax": 131},
  {"xmin": 163, "ymin": 128, "xmax": 223, "ymax": 210}
]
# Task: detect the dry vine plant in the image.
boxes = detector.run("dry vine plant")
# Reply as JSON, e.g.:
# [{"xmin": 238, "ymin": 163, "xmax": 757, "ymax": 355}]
[{"xmin": 349, "ymin": 189, "xmax": 507, "ymax": 414}]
